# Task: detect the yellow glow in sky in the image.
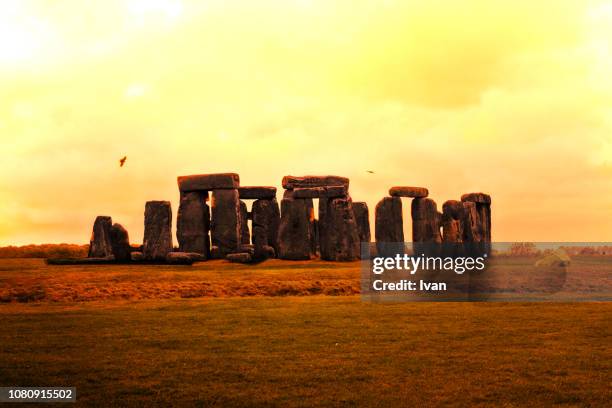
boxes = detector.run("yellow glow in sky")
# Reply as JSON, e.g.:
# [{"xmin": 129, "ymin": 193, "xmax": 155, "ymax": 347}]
[{"xmin": 0, "ymin": 0, "xmax": 611, "ymax": 245}]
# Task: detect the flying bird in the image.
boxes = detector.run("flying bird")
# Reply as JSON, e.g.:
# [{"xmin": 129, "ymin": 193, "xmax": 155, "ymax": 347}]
[
  {"xmin": 119, "ymin": 156, "xmax": 127, "ymax": 167},
  {"xmin": 366, "ymin": 170, "xmax": 375, "ymax": 174}
]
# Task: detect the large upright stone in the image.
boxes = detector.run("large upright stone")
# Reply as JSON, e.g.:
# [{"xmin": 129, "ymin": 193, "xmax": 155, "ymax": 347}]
[
  {"xmin": 319, "ymin": 198, "xmax": 360, "ymax": 261},
  {"xmin": 210, "ymin": 189, "xmax": 241, "ymax": 258},
  {"xmin": 375, "ymin": 197, "xmax": 404, "ymax": 255},
  {"xmin": 461, "ymin": 201, "xmax": 482, "ymax": 242},
  {"xmin": 177, "ymin": 191, "xmax": 210, "ymax": 257},
  {"xmin": 461, "ymin": 193, "xmax": 491, "ymax": 243},
  {"xmin": 251, "ymin": 198, "xmax": 281, "ymax": 254},
  {"xmin": 352, "ymin": 202, "xmax": 371, "ymax": 244},
  {"xmin": 441, "ymin": 200, "xmax": 464, "ymax": 243},
  {"xmin": 143, "ymin": 201, "xmax": 173, "ymax": 261},
  {"xmin": 178, "ymin": 173, "xmax": 239, "ymax": 192},
  {"xmin": 461, "ymin": 193, "xmax": 491, "ymax": 205},
  {"xmin": 282, "ymin": 175, "xmax": 349, "ymax": 190},
  {"xmin": 88, "ymin": 216, "xmax": 113, "ymax": 258},
  {"xmin": 277, "ymin": 198, "xmax": 314, "ymax": 260},
  {"xmin": 238, "ymin": 186, "xmax": 276, "ymax": 199},
  {"xmin": 411, "ymin": 198, "xmax": 442, "ymax": 243},
  {"xmin": 110, "ymin": 223, "xmax": 131, "ymax": 261},
  {"xmin": 240, "ymin": 200, "xmax": 250, "ymax": 245}
]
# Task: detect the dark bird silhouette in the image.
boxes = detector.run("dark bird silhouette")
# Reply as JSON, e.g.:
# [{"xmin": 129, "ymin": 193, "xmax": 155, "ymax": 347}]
[
  {"xmin": 366, "ymin": 170, "xmax": 375, "ymax": 174},
  {"xmin": 119, "ymin": 156, "xmax": 127, "ymax": 167}
]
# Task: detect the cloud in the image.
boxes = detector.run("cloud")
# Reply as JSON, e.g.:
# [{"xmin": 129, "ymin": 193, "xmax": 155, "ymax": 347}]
[{"xmin": 0, "ymin": 0, "xmax": 611, "ymax": 244}]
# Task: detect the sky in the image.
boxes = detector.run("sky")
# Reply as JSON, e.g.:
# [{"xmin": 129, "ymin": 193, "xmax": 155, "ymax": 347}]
[{"xmin": 0, "ymin": 0, "xmax": 611, "ymax": 245}]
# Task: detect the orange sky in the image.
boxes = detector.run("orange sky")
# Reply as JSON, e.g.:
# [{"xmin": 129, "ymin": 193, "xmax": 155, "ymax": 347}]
[{"xmin": 0, "ymin": 0, "xmax": 611, "ymax": 245}]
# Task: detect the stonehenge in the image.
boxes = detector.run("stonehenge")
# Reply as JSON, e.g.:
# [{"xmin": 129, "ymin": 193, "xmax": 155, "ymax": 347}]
[
  {"xmin": 375, "ymin": 197, "xmax": 404, "ymax": 256},
  {"xmin": 352, "ymin": 202, "xmax": 371, "ymax": 245},
  {"xmin": 85, "ymin": 171, "xmax": 491, "ymax": 265},
  {"xmin": 318, "ymin": 197, "xmax": 360, "ymax": 261},
  {"xmin": 277, "ymin": 197, "xmax": 315, "ymax": 260},
  {"xmin": 88, "ymin": 216, "xmax": 113, "ymax": 258},
  {"xmin": 279, "ymin": 175, "xmax": 360, "ymax": 261},
  {"xmin": 210, "ymin": 189, "xmax": 241, "ymax": 258},
  {"xmin": 110, "ymin": 223, "xmax": 131, "ymax": 261},
  {"xmin": 89, "ymin": 216, "xmax": 131, "ymax": 261},
  {"xmin": 177, "ymin": 191, "xmax": 210, "ymax": 257},
  {"xmin": 143, "ymin": 201, "xmax": 173, "ymax": 261}
]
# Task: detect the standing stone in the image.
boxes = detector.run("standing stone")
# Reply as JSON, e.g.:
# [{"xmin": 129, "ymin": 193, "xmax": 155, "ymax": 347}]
[
  {"xmin": 461, "ymin": 201, "xmax": 481, "ymax": 242},
  {"xmin": 110, "ymin": 223, "xmax": 131, "ymax": 261},
  {"xmin": 375, "ymin": 197, "xmax": 404, "ymax": 256},
  {"xmin": 177, "ymin": 191, "xmax": 210, "ymax": 257},
  {"xmin": 143, "ymin": 201, "xmax": 173, "ymax": 261},
  {"xmin": 461, "ymin": 193, "xmax": 491, "ymax": 242},
  {"xmin": 277, "ymin": 198, "xmax": 314, "ymax": 260},
  {"xmin": 210, "ymin": 189, "xmax": 241, "ymax": 258},
  {"xmin": 240, "ymin": 200, "xmax": 250, "ymax": 245},
  {"xmin": 411, "ymin": 198, "xmax": 442, "ymax": 243},
  {"xmin": 319, "ymin": 198, "xmax": 360, "ymax": 261},
  {"xmin": 352, "ymin": 202, "xmax": 371, "ymax": 244},
  {"xmin": 88, "ymin": 216, "xmax": 113, "ymax": 258},
  {"xmin": 251, "ymin": 198, "xmax": 281, "ymax": 255},
  {"xmin": 441, "ymin": 200, "xmax": 464, "ymax": 243}
]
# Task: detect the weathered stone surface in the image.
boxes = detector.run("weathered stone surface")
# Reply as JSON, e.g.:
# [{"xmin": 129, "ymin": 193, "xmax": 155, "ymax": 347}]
[
  {"xmin": 318, "ymin": 198, "xmax": 360, "ymax": 261},
  {"xmin": 178, "ymin": 173, "xmax": 240, "ymax": 192},
  {"xmin": 352, "ymin": 202, "xmax": 371, "ymax": 244},
  {"xmin": 251, "ymin": 198, "xmax": 281, "ymax": 254},
  {"xmin": 461, "ymin": 192, "xmax": 491, "ymax": 204},
  {"xmin": 226, "ymin": 252, "xmax": 252, "ymax": 263},
  {"xmin": 389, "ymin": 186, "xmax": 429, "ymax": 198},
  {"xmin": 442, "ymin": 200, "xmax": 464, "ymax": 243},
  {"xmin": 165, "ymin": 252, "xmax": 195, "ymax": 265},
  {"xmin": 210, "ymin": 189, "xmax": 242, "ymax": 258},
  {"xmin": 277, "ymin": 198, "xmax": 314, "ymax": 260},
  {"xmin": 254, "ymin": 245, "xmax": 276, "ymax": 260},
  {"xmin": 292, "ymin": 186, "xmax": 347, "ymax": 199},
  {"xmin": 282, "ymin": 175, "xmax": 349, "ymax": 190},
  {"xmin": 461, "ymin": 193, "xmax": 491, "ymax": 243},
  {"xmin": 240, "ymin": 200, "xmax": 250, "ymax": 245},
  {"xmin": 461, "ymin": 201, "xmax": 482, "ymax": 242},
  {"xmin": 143, "ymin": 201, "xmax": 173, "ymax": 261},
  {"xmin": 110, "ymin": 223, "xmax": 131, "ymax": 261},
  {"xmin": 411, "ymin": 198, "xmax": 442, "ymax": 243},
  {"xmin": 375, "ymin": 197, "xmax": 404, "ymax": 255},
  {"xmin": 238, "ymin": 186, "xmax": 277, "ymax": 199},
  {"xmin": 177, "ymin": 191, "xmax": 210, "ymax": 257},
  {"xmin": 130, "ymin": 251, "xmax": 144, "ymax": 261},
  {"xmin": 88, "ymin": 216, "xmax": 113, "ymax": 258},
  {"xmin": 238, "ymin": 244, "xmax": 255, "ymax": 255}
]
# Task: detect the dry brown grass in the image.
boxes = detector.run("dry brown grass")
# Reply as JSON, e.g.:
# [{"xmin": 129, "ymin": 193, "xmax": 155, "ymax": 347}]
[
  {"xmin": 0, "ymin": 258, "xmax": 360, "ymax": 302},
  {"xmin": 0, "ymin": 297, "xmax": 610, "ymax": 406}
]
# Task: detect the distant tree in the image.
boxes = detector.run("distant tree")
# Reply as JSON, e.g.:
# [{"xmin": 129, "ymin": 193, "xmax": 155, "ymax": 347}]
[
  {"xmin": 0, "ymin": 244, "xmax": 88, "ymax": 259},
  {"xmin": 509, "ymin": 242, "xmax": 539, "ymax": 257}
]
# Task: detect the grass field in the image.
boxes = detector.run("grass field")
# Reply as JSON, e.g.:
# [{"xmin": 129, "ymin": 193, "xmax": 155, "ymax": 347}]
[{"xmin": 0, "ymin": 259, "xmax": 610, "ymax": 406}]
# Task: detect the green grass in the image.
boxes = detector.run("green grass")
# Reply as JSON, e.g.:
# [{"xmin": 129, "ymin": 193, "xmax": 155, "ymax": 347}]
[{"xmin": 1, "ymin": 297, "xmax": 610, "ymax": 407}]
